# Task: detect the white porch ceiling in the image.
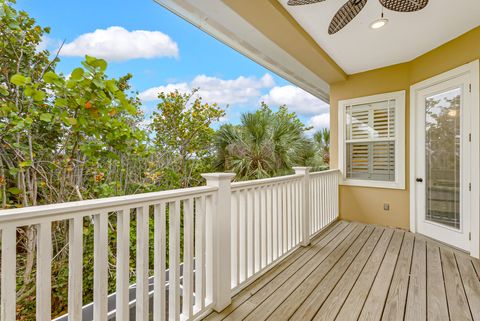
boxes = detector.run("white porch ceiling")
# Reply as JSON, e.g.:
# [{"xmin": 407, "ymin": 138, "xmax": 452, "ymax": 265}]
[{"xmin": 278, "ymin": 0, "xmax": 480, "ymax": 74}]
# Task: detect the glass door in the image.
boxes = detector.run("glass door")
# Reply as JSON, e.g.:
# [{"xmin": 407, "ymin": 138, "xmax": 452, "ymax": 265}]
[
  {"xmin": 425, "ymin": 88, "xmax": 461, "ymax": 229},
  {"xmin": 415, "ymin": 74, "xmax": 471, "ymax": 251}
]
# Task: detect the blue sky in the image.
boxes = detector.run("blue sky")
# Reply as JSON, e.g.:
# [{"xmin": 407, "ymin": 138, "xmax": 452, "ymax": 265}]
[{"xmin": 16, "ymin": 0, "xmax": 329, "ymax": 130}]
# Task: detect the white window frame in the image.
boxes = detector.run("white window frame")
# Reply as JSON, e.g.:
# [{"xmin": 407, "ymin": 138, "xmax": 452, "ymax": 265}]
[{"xmin": 338, "ymin": 90, "xmax": 406, "ymax": 189}]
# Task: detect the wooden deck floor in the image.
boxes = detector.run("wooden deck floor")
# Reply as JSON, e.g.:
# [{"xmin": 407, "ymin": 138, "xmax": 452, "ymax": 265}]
[{"xmin": 203, "ymin": 221, "xmax": 480, "ymax": 321}]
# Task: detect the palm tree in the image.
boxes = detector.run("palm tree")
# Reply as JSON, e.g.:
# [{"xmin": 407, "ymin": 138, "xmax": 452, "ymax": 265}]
[
  {"xmin": 313, "ymin": 128, "xmax": 330, "ymax": 167},
  {"xmin": 216, "ymin": 105, "xmax": 313, "ymax": 180}
]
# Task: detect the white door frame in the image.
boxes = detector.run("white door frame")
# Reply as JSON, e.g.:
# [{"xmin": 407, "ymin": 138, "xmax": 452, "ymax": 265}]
[{"xmin": 410, "ymin": 60, "xmax": 480, "ymax": 258}]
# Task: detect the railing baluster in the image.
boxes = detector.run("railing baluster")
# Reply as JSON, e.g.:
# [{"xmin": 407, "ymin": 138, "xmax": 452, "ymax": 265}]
[
  {"xmin": 37, "ymin": 222, "xmax": 52, "ymax": 321},
  {"xmin": 69, "ymin": 216, "xmax": 83, "ymax": 321},
  {"xmin": 94, "ymin": 213, "xmax": 108, "ymax": 321},
  {"xmin": 183, "ymin": 198, "xmax": 194, "ymax": 319},
  {"xmin": 285, "ymin": 182, "xmax": 290, "ymax": 252},
  {"xmin": 323, "ymin": 174, "xmax": 328, "ymax": 227},
  {"xmin": 326, "ymin": 174, "xmax": 331, "ymax": 224},
  {"xmin": 335, "ymin": 173, "xmax": 339, "ymax": 220},
  {"xmin": 267, "ymin": 185, "xmax": 275, "ymax": 264},
  {"xmin": 239, "ymin": 190, "xmax": 247, "ymax": 283},
  {"xmin": 154, "ymin": 202, "xmax": 166, "ymax": 321},
  {"xmin": 236, "ymin": 191, "xmax": 241, "ymax": 285},
  {"xmin": 311, "ymin": 177, "xmax": 315, "ymax": 235},
  {"xmin": 260, "ymin": 187, "xmax": 268, "ymax": 269},
  {"xmin": 194, "ymin": 196, "xmax": 206, "ymax": 311},
  {"xmin": 282, "ymin": 183, "xmax": 287, "ymax": 254},
  {"xmin": 316, "ymin": 177, "xmax": 320, "ymax": 231},
  {"xmin": 231, "ymin": 192, "xmax": 238, "ymax": 288},
  {"xmin": 117, "ymin": 208, "xmax": 130, "ymax": 321},
  {"xmin": 169, "ymin": 201, "xmax": 181, "ymax": 320},
  {"xmin": 1, "ymin": 225, "xmax": 16, "ymax": 321},
  {"xmin": 275, "ymin": 185, "xmax": 283, "ymax": 258},
  {"xmin": 136, "ymin": 206, "xmax": 149, "ymax": 321},
  {"xmin": 254, "ymin": 187, "xmax": 260, "ymax": 272},
  {"xmin": 248, "ymin": 188, "xmax": 254, "ymax": 276},
  {"xmin": 293, "ymin": 181, "xmax": 300, "ymax": 244}
]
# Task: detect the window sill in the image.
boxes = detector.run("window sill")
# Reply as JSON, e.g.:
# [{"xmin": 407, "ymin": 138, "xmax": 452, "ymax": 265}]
[{"xmin": 340, "ymin": 179, "xmax": 405, "ymax": 190}]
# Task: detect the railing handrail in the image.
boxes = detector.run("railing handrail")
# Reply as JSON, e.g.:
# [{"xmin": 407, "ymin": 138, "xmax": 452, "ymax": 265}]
[
  {"xmin": 309, "ymin": 169, "xmax": 340, "ymax": 177},
  {"xmin": 0, "ymin": 185, "xmax": 218, "ymax": 224},
  {"xmin": 231, "ymin": 173, "xmax": 303, "ymax": 190}
]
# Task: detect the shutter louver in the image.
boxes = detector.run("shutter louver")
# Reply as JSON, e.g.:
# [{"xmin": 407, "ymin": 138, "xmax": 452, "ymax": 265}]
[{"xmin": 346, "ymin": 99, "xmax": 396, "ymax": 182}]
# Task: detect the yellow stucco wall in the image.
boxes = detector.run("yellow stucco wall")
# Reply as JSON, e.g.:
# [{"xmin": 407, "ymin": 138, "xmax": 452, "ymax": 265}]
[{"xmin": 330, "ymin": 27, "xmax": 480, "ymax": 230}]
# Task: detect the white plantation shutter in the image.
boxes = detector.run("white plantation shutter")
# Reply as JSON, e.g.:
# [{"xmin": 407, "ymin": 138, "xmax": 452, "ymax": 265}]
[{"xmin": 345, "ymin": 99, "xmax": 396, "ymax": 181}]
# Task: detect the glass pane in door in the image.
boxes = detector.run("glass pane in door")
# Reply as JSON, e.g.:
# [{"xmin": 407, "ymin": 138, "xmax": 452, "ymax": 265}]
[{"xmin": 425, "ymin": 88, "xmax": 461, "ymax": 229}]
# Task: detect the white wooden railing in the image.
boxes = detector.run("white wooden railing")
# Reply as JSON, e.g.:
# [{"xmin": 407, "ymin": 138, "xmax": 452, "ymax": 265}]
[
  {"xmin": 0, "ymin": 168, "xmax": 339, "ymax": 321},
  {"xmin": 309, "ymin": 170, "xmax": 340, "ymax": 236},
  {"xmin": 230, "ymin": 173, "xmax": 304, "ymax": 290}
]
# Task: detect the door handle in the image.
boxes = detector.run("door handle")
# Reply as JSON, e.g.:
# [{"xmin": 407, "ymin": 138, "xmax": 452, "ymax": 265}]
[{"xmin": 416, "ymin": 178, "xmax": 423, "ymax": 183}]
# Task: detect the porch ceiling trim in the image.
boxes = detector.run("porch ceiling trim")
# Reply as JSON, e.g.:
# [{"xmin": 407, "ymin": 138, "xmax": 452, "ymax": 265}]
[{"xmin": 154, "ymin": 0, "xmax": 340, "ymax": 103}]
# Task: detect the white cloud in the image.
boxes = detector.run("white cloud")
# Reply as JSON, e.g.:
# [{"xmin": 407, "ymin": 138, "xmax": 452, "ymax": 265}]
[
  {"xmin": 261, "ymin": 85, "xmax": 329, "ymax": 116},
  {"xmin": 308, "ymin": 113, "xmax": 330, "ymax": 132},
  {"xmin": 139, "ymin": 74, "xmax": 275, "ymax": 105},
  {"xmin": 60, "ymin": 26, "xmax": 178, "ymax": 61}
]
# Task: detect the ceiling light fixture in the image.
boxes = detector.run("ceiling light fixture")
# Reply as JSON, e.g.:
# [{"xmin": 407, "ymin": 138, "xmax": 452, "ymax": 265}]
[{"xmin": 370, "ymin": 11, "xmax": 388, "ymax": 29}]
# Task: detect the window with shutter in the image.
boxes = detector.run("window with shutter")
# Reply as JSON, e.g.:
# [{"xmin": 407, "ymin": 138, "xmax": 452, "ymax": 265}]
[{"xmin": 339, "ymin": 91, "xmax": 405, "ymax": 189}]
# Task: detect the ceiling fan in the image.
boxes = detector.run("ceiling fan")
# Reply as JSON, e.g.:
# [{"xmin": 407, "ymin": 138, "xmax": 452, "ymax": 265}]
[{"xmin": 287, "ymin": 0, "xmax": 429, "ymax": 35}]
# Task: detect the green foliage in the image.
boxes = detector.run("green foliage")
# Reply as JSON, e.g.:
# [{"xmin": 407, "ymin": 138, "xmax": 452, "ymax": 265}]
[
  {"xmin": 216, "ymin": 103, "xmax": 319, "ymax": 180},
  {"xmin": 313, "ymin": 128, "xmax": 330, "ymax": 169},
  {"xmin": 151, "ymin": 89, "xmax": 225, "ymax": 188}
]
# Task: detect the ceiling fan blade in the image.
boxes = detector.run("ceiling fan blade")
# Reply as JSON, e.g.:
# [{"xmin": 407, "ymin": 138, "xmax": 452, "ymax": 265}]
[
  {"xmin": 328, "ymin": 0, "xmax": 368, "ymax": 35},
  {"xmin": 287, "ymin": 0, "xmax": 325, "ymax": 6},
  {"xmin": 379, "ymin": 0, "xmax": 428, "ymax": 12}
]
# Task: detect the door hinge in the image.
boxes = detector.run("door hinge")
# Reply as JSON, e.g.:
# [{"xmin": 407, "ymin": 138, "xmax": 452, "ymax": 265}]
[
  {"xmin": 469, "ymin": 232, "xmax": 472, "ymax": 241},
  {"xmin": 469, "ymin": 83, "xmax": 472, "ymax": 93},
  {"xmin": 469, "ymin": 133, "xmax": 472, "ymax": 142},
  {"xmin": 469, "ymin": 183, "xmax": 472, "ymax": 191}
]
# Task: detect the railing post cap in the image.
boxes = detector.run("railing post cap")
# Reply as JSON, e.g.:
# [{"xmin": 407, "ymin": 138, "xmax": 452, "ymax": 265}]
[
  {"xmin": 293, "ymin": 167, "xmax": 311, "ymax": 173},
  {"xmin": 201, "ymin": 172, "xmax": 236, "ymax": 181}
]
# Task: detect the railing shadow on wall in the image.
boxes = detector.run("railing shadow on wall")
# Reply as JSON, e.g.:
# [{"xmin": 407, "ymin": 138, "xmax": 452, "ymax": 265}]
[{"xmin": 0, "ymin": 168, "xmax": 339, "ymax": 321}]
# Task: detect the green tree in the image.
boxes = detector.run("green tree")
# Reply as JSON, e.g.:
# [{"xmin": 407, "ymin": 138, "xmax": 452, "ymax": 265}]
[
  {"xmin": 151, "ymin": 89, "xmax": 225, "ymax": 188},
  {"xmin": 0, "ymin": 1, "xmax": 149, "ymax": 318},
  {"xmin": 216, "ymin": 103, "xmax": 315, "ymax": 179},
  {"xmin": 313, "ymin": 128, "xmax": 330, "ymax": 168}
]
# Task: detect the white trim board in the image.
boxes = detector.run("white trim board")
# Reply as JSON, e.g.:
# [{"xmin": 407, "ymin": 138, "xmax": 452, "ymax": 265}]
[
  {"xmin": 154, "ymin": 0, "xmax": 330, "ymax": 103},
  {"xmin": 337, "ymin": 90, "xmax": 406, "ymax": 190},
  {"xmin": 409, "ymin": 60, "xmax": 480, "ymax": 258}
]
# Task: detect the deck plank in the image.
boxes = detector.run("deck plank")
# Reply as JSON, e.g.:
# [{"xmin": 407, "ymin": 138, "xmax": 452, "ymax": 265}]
[
  {"xmin": 202, "ymin": 220, "xmax": 346, "ymax": 321},
  {"xmin": 203, "ymin": 221, "xmax": 480, "ymax": 321},
  {"xmin": 405, "ymin": 237, "xmax": 427, "ymax": 321},
  {"xmin": 381, "ymin": 232, "xmax": 414, "ymax": 321},
  {"xmin": 441, "ymin": 247, "xmax": 473, "ymax": 321},
  {"xmin": 239, "ymin": 224, "xmax": 366, "ymax": 321},
  {"xmin": 334, "ymin": 228, "xmax": 395, "ymax": 321},
  {"xmin": 299, "ymin": 227, "xmax": 384, "ymax": 321},
  {"xmin": 219, "ymin": 222, "xmax": 357, "ymax": 321},
  {"xmin": 311, "ymin": 228, "xmax": 385, "ymax": 321},
  {"xmin": 472, "ymin": 258, "xmax": 480, "ymax": 279},
  {"xmin": 456, "ymin": 253, "xmax": 480, "ymax": 321},
  {"xmin": 268, "ymin": 225, "xmax": 375, "ymax": 320},
  {"xmin": 357, "ymin": 230, "xmax": 404, "ymax": 321},
  {"xmin": 426, "ymin": 243, "xmax": 449, "ymax": 321}
]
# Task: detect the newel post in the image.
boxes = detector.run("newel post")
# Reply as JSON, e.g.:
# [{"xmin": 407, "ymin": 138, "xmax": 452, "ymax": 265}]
[
  {"xmin": 294, "ymin": 167, "xmax": 311, "ymax": 247},
  {"xmin": 201, "ymin": 172, "xmax": 235, "ymax": 311}
]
